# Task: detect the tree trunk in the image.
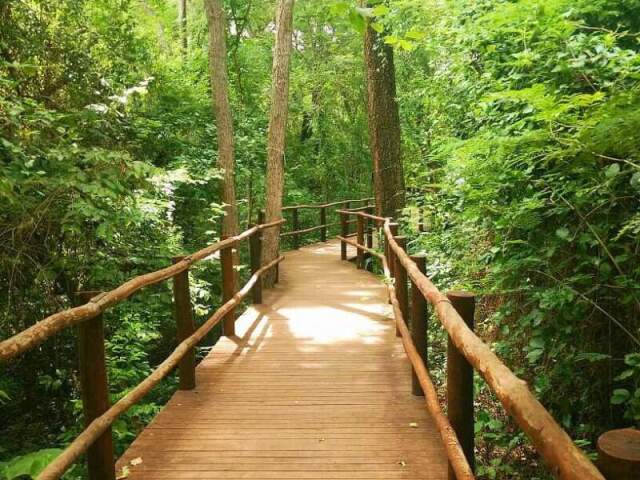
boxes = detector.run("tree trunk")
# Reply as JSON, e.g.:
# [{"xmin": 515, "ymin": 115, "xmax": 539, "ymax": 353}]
[
  {"xmin": 204, "ymin": 0, "xmax": 239, "ymax": 239},
  {"xmin": 364, "ymin": 18, "xmax": 406, "ymax": 218},
  {"xmin": 263, "ymin": 0, "xmax": 295, "ymax": 286},
  {"xmin": 179, "ymin": 0, "xmax": 188, "ymax": 57}
]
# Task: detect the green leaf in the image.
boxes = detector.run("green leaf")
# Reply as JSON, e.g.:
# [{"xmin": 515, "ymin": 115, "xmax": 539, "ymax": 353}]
[
  {"xmin": 529, "ymin": 337, "xmax": 545, "ymax": 349},
  {"xmin": 630, "ymin": 172, "xmax": 640, "ymax": 190},
  {"xmin": 405, "ymin": 30, "xmax": 427, "ymax": 41},
  {"xmin": 614, "ymin": 369, "xmax": 635, "ymax": 381},
  {"xmin": 398, "ymin": 40, "xmax": 415, "ymax": 51},
  {"xmin": 370, "ymin": 22, "xmax": 384, "ymax": 33},
  {"xmin": 555, "ymin": 227, "xmax": 570, "ymax": 240},
  {"xmin": 0, "ymin": 389, "xmax": 10, "ymax": 403},
  {"xmin": 355, "ymin": 6, "xmax": 374, "ymax": 18},
  {"xmin": 605, "ymin": 163, "xmax": 620, "ymax": 178},
  {"xmin": 526, "ymin": 348, "xmax": 544, "ymax": 363},
  {"xmin": 329, "ymin": 2, "xmax": 349, "ymax": 16},
  {"xmin": 384, "ymin": 35, "xmax": 399, "ymax": 45},
  {"xmin": 575, "ymin": 352, "xmax": 610, "ymax": 363},
  {"xmin": 348, "ymin": 10, "xmax": 366, "ymax": 33},
  {"xmin": 3, "ymin": 449, "xmax": 63, "ymax": 479},
  {"xmin": 611, "ymin": 388, "xmax": 631, "ymax": 405},
  {"xmin": 372, "ymin": 5, "xmax": 390, "ymax": 16},
  {"xmin": 625, "ymin": 353, "xmax": 640, "ymax": 367}
]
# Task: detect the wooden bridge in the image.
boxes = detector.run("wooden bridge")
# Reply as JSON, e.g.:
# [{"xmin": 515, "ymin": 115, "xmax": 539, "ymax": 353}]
[
  {"xmin": 0, "ymin": 199, "xmax": 608, "ymax": 480},
  {"xmin": 117, "ymin": 240, "xmax": 448, "ymax": 479}
]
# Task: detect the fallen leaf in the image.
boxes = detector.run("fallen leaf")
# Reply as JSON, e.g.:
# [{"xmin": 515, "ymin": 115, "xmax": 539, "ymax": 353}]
[
  {"xmin": 130, "ymin": 457, "xmax": 143, "ymax": 466},
  {"xmin": 116, "ymin": 466, "xmax": 130, "ymax": 479},
  {"xmin": 319, "ymin": 437, "xmax": 326, "ymax": 442},
  {"xmin": 409, "ymin": 422, "xmax": 418, "ymax": 428},
  {"xmin": 398, "ymin": 461, "xmax": 407, "ymax": 467}
]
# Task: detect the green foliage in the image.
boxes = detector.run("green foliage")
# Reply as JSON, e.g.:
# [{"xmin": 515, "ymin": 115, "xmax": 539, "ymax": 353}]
[
  {"xmin": 0, "ymin": 449, "xmax": 63, "ymax": 480},
  {"xmin": 4, "ymin": 0, "xmax": 639, "ymax": 478},
  {"xmin": 390, "ymin": 0, "xmax": 640, "ymax": 476}
]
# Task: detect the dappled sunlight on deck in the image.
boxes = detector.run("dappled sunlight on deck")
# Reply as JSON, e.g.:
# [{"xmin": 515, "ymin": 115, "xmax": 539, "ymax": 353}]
[{"xmin": 117, "ymin": 240, "xmax": 447, "ymax": 480}]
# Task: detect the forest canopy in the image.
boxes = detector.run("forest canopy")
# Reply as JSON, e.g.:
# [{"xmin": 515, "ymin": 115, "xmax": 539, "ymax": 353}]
[{"xmin": 1, "ymin": 0, "xmax": 639, "ymax": 478}]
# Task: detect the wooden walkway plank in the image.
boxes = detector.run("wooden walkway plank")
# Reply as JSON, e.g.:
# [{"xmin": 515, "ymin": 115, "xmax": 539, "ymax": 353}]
[{"xmin": 117, "ymin": 240, "xmax": 447, "ymax": 479}]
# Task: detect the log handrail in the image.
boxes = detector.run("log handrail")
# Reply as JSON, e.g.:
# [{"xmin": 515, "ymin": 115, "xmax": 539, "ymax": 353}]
[
  {"xmin": 281, "ymin": 197, "xmax": 371, "ymax": 246},
  {"xmin": 337, "ymin": 209, "xmax": 605, "ymax": 480},
  {"xmin": 336, "ymin": 208, "xmax": 386, "ymax": 223},
  {"xmin": 281, "ymin": 197, "xmax": 373, "ymax": 211},
  {"xmin": 0, "ymin": 219, "xmax": 285, "ymax": 363},
  {"xmin": 37, "ymin": 255, "xmax": 284, "ymax": 480},
  {"xmin": 382, "ymin": 222, "xmax": 604, "ymax": 479}
]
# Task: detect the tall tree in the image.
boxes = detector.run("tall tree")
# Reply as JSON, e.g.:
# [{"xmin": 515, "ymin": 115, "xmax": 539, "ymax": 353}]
[
  {"xmin": 263, "ymin": 0, "xmax": 295, "ymax": 286},
  {"xmin": 363, "ymin": 14, "xmax": 405, "ymax": 217},
  {"xmin": 204, "ymin": 0, "xmax": 239, "ymax": 239},
  {"xmin": 179, "ymin": 0, "xmax": 188, "ymax": 57}
]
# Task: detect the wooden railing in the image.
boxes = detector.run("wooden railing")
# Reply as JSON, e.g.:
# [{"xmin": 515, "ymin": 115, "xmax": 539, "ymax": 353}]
[
  {"xmin": 0, "ymin": 219, "xmax": 285, "ymax": 480},
  {"xmin": 281, "ymin": 197, "xmax": 372, "ymax": 248},
  {"xmin": 0, "ymin": 198, "xmax": 609, "ymax": 480},
  {"xmin": 337, "ymin": 209, "xmax": 605, "ymax": 480}
]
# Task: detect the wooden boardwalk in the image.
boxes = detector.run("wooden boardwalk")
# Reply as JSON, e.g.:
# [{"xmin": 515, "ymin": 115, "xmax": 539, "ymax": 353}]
[{"xmin": 118, "ymin": 240, "xmax": 447, "ymax": 479}]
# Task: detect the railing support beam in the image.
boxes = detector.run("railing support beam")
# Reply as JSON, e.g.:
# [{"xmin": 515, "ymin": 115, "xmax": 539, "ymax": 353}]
[
  {"xmin": 447, "ymin": 291, "xmax": 476, "ymax": 478},
  {"xmin": 172, "ymin": 257, "xmax": 196, "ymax": 390},
  {"xmin": 221, "ymin": 237, "xmax": 236, "ymax": 336},
  {"xmin": 320, "ymin": 206, "xmax": 327, "ymax": 242},
  {"xmin": 250, "ymin": 212, "xmax": 264, "ymax": 304},
  {"xmin": 393, "ymin": 236, "xmax": 408, "ymax": 337},
  {"xmin": 340, "ymin": 211, "xmax": 348, "ymax": 260},
  {"xmin": 292, "ymin": 207, "xmax": 300, "ymax": 250},
  {"xmin": 76, "ymin": 291, "xmax": 115, "ymax": 480},
  {"xmin": 356, "ymin": 215, "xmax": 365, "ymax": 269},
  {"xmin": 365, "ymin": 206, "xmax": 374, "ymax": 271},
  {"xmin": 410, "ymin": 255, "xmax": 428, "ymax": 396}
]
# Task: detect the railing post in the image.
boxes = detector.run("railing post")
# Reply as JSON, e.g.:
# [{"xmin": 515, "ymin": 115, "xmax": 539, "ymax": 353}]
[
  {"xmin": 597, "ymin": 428, "xmax": 640, "ymax": 480},
  {"xmin": 76, "ymin": 291, "xmax": 115, "ymax": 480},
  {"xmin": 320, "ymin": 206, "xmax": 327, "ymax": 242},
  {"xmin": 356, "ymin": 215, "xmax": 365, "ymax": 269},
  {"xmin": 172, "ymin": 257, "xmax": 196, "ymax": 390},
  {"xmin": 292, "ymin": 207, "xmax": 300, "ymax": 250},
  {"xmin": 447, "ymin": 291, "xmax": 476, "ymax": 478},
  {"xmin": 344, "ymin": 201, "xmax": 351, "ymax": 235},
  {"xmin": 362, "ymin": 206, "xmax": 372, "ymax": 271},
  {"xmin": 418, "ymin": 207, "xmax": 426, "ymax": 233},
  {"xmin": 387, "ymin": 223, "xmax": 399, "ymax": 280},
  {"xmin": 410, "ymin": 255, "xmax": 427, "ymax": 396},
  {"xmin": 221, "ymin": 236, "xmax": 236, "ymax": 336},
  {"xmin": 393, "ymin": 236, "xmax": 408, "ymax": 338},
  {"xmin": 340, "ymin": 211, "xmax": 348, "ymax": 261},
  {"xmin": 250, "ymin": 212, "xmax": 264, "ymax": 304}
]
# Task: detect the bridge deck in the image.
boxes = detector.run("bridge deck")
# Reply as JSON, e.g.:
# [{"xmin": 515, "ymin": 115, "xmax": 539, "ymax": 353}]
[{"xmin": 118, "ymin": 240, "xmax": 447, "ymax": 479}]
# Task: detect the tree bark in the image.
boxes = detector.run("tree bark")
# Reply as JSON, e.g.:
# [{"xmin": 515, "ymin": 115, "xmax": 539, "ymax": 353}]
[
  {"xmin": 205, "ymin": 0, "xmax": 239, "ymax": 239},
  {"xmin": 263, "ymin": 0, "xmax": 295, "ymax": 286},
  {"xmin": 364, "ymin": 19, "xmax": 406, "ymax": 218},
  {"xmin": 179, "ymin": 0, "xmax": 188, "ymax": 57}
]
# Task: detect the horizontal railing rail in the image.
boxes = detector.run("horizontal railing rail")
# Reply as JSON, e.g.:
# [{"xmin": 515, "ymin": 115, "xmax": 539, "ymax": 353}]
[
  {"xmin": 280, "ymin": 197, "xmax": 372, "ymax": 249},
  {"xmin": 0, "ymin": 219, "xmax": 285, "ymax": 363},
  {"xmin": 281, "ymin": 197, "xmax": 373, "ymax": 211},
  {"xmin": 337, "ymin": 209, "xmax": 605, "ymax": 480}
]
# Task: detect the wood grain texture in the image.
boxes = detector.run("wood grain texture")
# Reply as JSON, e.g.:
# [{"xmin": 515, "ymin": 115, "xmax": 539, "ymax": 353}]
[{"xmin": 117, "ymin": 240, "xmax": 447, "ymax": 479}]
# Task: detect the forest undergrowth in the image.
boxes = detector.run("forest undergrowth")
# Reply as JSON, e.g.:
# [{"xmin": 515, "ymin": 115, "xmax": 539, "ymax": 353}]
[{"xmin": 1, "ymin": 1, "xmax": 639, "ymax": 479}]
